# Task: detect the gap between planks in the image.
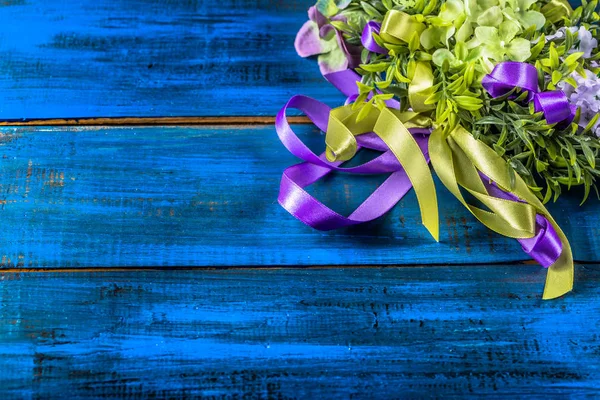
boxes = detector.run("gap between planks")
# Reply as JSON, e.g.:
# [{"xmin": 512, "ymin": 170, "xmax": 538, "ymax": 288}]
[
  {"xmin": 0, "ymin": 260, "xmax": 580, "ymax": 274},
  {"xmin": 0, "ymin": 116, "xmax": 311, "ymax": 127}
]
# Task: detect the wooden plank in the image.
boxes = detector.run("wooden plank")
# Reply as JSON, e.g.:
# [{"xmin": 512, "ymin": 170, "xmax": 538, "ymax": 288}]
[
  {"xmin": 1, "ymin": 266, "xmax": 599, "ymax": 398},
  {"xmin": 0, "ymin": 0, "xmax": 343, "ymax": 120},
  {"xmin": 0, "ymin": 125, "xmax": 598, "ymax": 268}
]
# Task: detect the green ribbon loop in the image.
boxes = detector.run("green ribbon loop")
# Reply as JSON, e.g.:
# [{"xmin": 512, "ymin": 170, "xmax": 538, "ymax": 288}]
[
  {"xmin": 430, "ymin": 125, "xmax": 574, "ymax": 299},
  {"xmin": 541, "ymin": 0, "xmax": 574, "ymax": 23},
  {"xmin": 380, "ymin": 11, "xmax": 435, "ymax": 113},
  {"xmin": 325, "ymin": 105, "xmax": 440, "ymax": 241},
  {"xmin": 409, "ymin": 62, "xmax": 436, "ymax": 113},
  {"xmin": 380, "ymin": 10, "xmax": 425, "ymax": 44}
]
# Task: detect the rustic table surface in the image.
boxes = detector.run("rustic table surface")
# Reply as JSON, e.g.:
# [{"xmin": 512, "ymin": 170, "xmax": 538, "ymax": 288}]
[{"xmin": 1, "ymin": 1, "xmax": 599, "ymax": 398}]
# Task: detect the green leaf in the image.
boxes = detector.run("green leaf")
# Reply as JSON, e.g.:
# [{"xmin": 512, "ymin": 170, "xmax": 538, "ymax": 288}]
[
  {"xmin": 360, "ymin": 1, "xmax": 383, "ymax": 19},
  {"xmin": 549, "ymin": 44, "xmax": 559, "ymax": 70},
  {"xmin": 551, "ymin": 70, "xmax": 562, "ymax": 85},
  {"xmin": 581, "ymin": 140, "xmax": 597, "ymax": 169},
  {"xmin": 476, "ymin": 116, "xmax": 506, "ymax": 125},
  {"xmin": 360, "ymin": 62, "xmax": 389, "ymax": 73},
  {"xmin": 584, "ymin": 113, "xmax": 600, "ymax": 133},
  {"xmin": 564, "ymin": 52, "xmax": 585, "ymax": 66},
  {"xmin": 357, "ymin": 99, "xmax": 374, "ymax": 122}
]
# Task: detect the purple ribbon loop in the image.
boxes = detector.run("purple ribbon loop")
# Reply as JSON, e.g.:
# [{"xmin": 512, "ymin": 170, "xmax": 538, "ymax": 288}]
[
  {"xmin": 482, "ymin": 61, "xmax": 575, "ymax": 126},
  {"xmin": 533, "ymin": 91, "xmax": 574, "ymax": 125},
  {"xmin": 361, "ymin": 21, "xmax": 388, "ymax": 54},
  {"xmin": 276, "ymin": 94, "xmax": 429, "ymax": 231}
]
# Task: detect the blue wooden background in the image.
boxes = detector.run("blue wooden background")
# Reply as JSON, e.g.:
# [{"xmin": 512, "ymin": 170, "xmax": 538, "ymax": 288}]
[{"xmin": 1, "ymin": 0, "xmax": 599, "ymax": 398}]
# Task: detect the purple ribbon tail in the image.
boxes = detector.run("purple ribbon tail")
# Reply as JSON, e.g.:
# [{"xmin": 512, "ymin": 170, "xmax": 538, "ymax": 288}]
[{"xmin": 481, "ymin": 174, "xmax": 562, "ymax": 268}]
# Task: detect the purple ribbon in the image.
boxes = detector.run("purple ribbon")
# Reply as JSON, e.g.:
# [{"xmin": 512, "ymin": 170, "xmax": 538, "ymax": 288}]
[
  {"xmin": 481, "ymin": 61, "xmax": 567, "ymax": 268},
  {"xmin": 361, "ymin": 22, "xmax": 388, "ymax": 55},
  {"xmin": 276, "ymin": 94, "xmax": 429, "ymax": 230},
  {"xmin": 276, "ymin": 56, "xmax": 563, "ymax": 267},
  {"xmin": 482, "ymin": 61, "xmax": 576, "ymax": 125},
  {"xmin": 481, "ymin": 175, "xmax": 562, "ymax": 268}
]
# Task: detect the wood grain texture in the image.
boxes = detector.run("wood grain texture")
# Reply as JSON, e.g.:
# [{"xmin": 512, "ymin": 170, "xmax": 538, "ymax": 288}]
[
  {"xmin": 0, "ymin": 125, "xmax": 598, "ymax": 269},
  {"xmin": 1, "ymin": 266, "xmax": 599, "ymax": 398},
  {"xmin": 0, "ymin": 0, "xmax": 343, "ymax": 120}
]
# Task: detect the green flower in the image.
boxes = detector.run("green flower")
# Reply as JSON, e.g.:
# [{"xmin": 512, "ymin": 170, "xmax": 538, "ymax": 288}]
[
  {"xmin": 421, "ymin": 0, "xmax": 465, "ymax": 49},
  {"xmin": 475, "ymin": 20, "xmax": 531, "ymax": 61},
  {"xmin": 457, "ymin": 0, "xmax": 504, "ymax": 42},
  {"xmin": 503, "ymin": 0, "xmax": 546, "ymax": 30}
]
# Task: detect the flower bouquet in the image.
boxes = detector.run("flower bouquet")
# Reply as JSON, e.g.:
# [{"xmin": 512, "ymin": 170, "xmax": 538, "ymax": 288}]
[{"xmin": 276, "ymin": 0, "xmax": 600, "ymax": 299}]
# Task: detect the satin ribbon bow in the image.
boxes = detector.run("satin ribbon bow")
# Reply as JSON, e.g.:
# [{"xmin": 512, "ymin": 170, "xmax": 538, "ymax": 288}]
[{"xmin": 482, "ymin": 61, "xmax": 576, "ymax": 125}]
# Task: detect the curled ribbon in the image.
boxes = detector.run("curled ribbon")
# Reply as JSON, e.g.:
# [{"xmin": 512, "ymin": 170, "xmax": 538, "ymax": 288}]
[
  {"xmin": 541, "ymin": 0, "xmax": 574, "ymax": 23},
  {"xmin": 276, "ymin": 94, "xmax": 439, "ymax": 240},
  {"xmin": 379, "ymin": 10, "xmax": 425, "ymax": 44},
  {"xmin": 482, "ymin": 61, "xmax": 576, "ymax": 125},
  {"xmin": 427, "ymin": 60, "xmax": 576, "ymax": 299},
  {"xmin": 279, "ymin": 12, "xmax": 576, "ymax": 299},
  {"xmin": 362, "ymin": 11, "xmax": 435, "ymax": 113},
  {"xmin": 361, "ymin": 21, "xmax": 388, "ymax": 55},
  {"xmin": 430, "ymin": 125, "xmax": 573, "ymax": 299}
]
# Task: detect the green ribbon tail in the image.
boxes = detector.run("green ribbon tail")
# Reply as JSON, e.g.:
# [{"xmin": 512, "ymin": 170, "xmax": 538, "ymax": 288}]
[
  {"xmin": 430, "ymin": 126, "xmax": 574, "ymax": 299},
  {"xmin": 325, "ymin": 106, "xmax": 439, "ymax": 241}
]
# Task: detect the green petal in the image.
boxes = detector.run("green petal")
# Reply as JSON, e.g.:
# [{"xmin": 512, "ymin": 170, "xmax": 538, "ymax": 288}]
[
  {"xmin": 502, "ymin": 8, "xmax": 520, "ymax": 26},
  {"xmin": 482, "ymin": 45, "xmax": 505, "ymax": 61},
  {"xmin": 432, "ymin": 49, "xmax": 457, "ymax": 67},
  {"xmin": 507, "ymin": 38, "xmax": 531, "ymax": 61},
  {"xmin": 520, "ymin": 10, "xmax": 546, "ymax": 29},
  {"xmin": 440, "ymin": 0, "xmax": 465, "ymax": 21},
  {"xmin": 499, "ymin": 20, "xmax": 520, "ymax": 42},
  {"xmin": 475, "ymin": 26, "xmax": 499, "ymax": 43},
  {"xmin": 477, "ymin": 6, "xmax": 504, "ymax": 27},
  {"xmin": 456, "ymin": 22, "xmax": 474, "ymax": 42},
  {"xmin": 420, "ymin": 26, "xmax": 456, "ymax": 50},
  {"xmin": 420, "ymin": 28, "xmax": 439, "ymax": 50},
  {"xmin": 520, "ymin": 0, "xmax": 538, "ymax": 10}
]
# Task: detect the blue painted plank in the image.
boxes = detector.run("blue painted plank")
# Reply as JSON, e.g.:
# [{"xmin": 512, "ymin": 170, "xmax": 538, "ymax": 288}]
[
  {"xmin": 1, "ymin": 266, "xmax": 599, "ymax": 398},
  {"xmin": 0, "ymin": 0, "xmax": 343, "ymax": 120},
  {"xmin": 0, "ymin": 125, "xmax": 598, "ymax": 268}
]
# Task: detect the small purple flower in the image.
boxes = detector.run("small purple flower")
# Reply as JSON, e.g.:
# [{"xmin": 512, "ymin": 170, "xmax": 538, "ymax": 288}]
[
  {"xmin": 558, "ymin": 70, "xmax": 600, "ymax": 137},
  {"xmin": 547, "ymin": 26, "xmax": 598, "ymax": 58},
  {"xmin": 294, "ymin": 6, "xmax": 361, "ymax": 75}
]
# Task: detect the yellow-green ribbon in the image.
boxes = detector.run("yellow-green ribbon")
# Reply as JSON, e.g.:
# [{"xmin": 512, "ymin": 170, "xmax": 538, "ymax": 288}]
[
  {"xmin": 325, "ymin": 105, "xmax": 439, "ymax": 241},
  {"xmin": 380, "ymin": 10, "xmax": 425, "ymax": 44},
  {"xmin": 541, "ymin": 0, "xmax": 574, "ymax": 24},
  {"xmin": 430, "ymin": 126, "xmax": 574, "ymax": 299},
  {"xmin": 379, "ymin": 11, "xmax": 435, "ymax": 113},
  {"xmin": 409, "ymin": 62, "xmax": 436, "ymax": 113}
]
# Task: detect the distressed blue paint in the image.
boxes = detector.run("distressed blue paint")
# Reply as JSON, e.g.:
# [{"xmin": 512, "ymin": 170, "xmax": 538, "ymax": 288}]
[
  {"xmin": 0, "ymin": 0, "xmax": 587, "ymax": 120},
  {"xmin": 0, "ymin": 267, "xmax": 599, "ymax": 398},
  {"xmin": 0, "ymin": 125, "xmax": 598, "ymax": 268},
  {"xmin": 0, "ymin": 0, "xmax": 343, "ymax": 120}
]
